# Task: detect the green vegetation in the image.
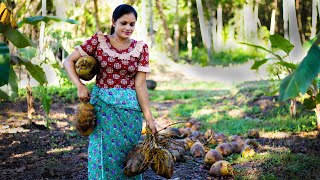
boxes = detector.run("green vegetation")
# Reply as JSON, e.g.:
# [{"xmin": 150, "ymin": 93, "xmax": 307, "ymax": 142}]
[{"xmin": 180, "ymin": 47, "xmax": 264, "ymax": 66}]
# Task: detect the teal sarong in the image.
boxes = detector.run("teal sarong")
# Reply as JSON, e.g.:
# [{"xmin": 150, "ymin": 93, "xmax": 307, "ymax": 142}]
[{"xmin": 88, "ymin": 85, "xmax": 143, "ymax": 180}]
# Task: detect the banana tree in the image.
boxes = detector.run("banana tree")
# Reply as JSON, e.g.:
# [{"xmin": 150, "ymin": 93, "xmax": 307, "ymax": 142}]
[
  {"xmin": 241, "ymin": 34, "xmax": 298, "ymax": 117},
  {"xmin": 280, "ymin": 33, "xmax": 320, "ymax": 130},
  {"xmin": 0, "ymin": 1, "xmax": 78, "ymax": 127}
]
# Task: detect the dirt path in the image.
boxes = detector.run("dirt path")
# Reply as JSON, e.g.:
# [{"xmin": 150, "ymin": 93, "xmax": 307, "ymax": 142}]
[{"xmin": 148, "ymin": 51, "xmax": 268, "ymax": 84}]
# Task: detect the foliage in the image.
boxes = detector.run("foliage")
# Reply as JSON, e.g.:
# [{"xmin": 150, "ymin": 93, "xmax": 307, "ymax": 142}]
[{"xmin": 280, "ymin": 44, "xmax": 320, "ymax": 101}]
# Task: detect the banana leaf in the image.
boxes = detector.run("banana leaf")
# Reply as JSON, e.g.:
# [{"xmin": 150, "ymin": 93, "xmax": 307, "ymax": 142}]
[
  {"xmin": 13, "ymin": 56, "xmax": 48, "ymax": 85},
  {"xmin": 18, "ymin": 16, "xmax": 79, "ymax": 28},
  {"xmin": 269, "ymin": 34, "xmax": 294, "ymax": 54},
  {"xmin": 280, "ymin": 44, "xmax": 320, "ymax": 101},
  {"xmin": 0, "ymin": 42, "xmax": 10, "ymax": 86}
]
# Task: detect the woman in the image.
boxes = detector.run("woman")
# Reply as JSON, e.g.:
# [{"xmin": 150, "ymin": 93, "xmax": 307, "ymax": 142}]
[{"xmin": 63, "ymin": 4, "xmax": 157, "ymax": 180}]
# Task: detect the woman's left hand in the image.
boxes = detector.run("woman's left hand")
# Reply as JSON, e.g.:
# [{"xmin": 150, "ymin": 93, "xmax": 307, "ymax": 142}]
[{"xmin": 146, "ymin": 120, "xmax": 157, "ymax": 134}]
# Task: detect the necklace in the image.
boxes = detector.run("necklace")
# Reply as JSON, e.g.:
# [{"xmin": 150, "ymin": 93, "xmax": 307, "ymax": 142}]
[{"xmin": 110, "ymin": 36, "xmax": 131, "ymax": 50}]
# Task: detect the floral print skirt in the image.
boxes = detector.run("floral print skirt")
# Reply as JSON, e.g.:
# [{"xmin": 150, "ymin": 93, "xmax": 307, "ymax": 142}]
[{"xmin": 88, "ymin": 86, "xmax": 143, "ymax": 180}]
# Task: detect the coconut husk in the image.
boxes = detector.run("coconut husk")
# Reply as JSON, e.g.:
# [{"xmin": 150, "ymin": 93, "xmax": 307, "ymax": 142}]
[
  {"xmin": 241, "ymin": 145, "xmax": 255, "ymax": 158},
  {"xmin": 215, "ymin": 143, "xmax": 233, "ymax": 157},
  {"xmin": 123, "ymin": 144, "xmax": 152, "ymax": 177},
  {"xmin": 229, "ymin": 135, "xmax": 243, "ymax": 142},
  {"xmin": 213, "ymin": 133, "xmax": 228, "ymax": 144},
  {"xmin": 209, "ymin": 160, "xmax": 234, "ymax": 176},
  {"xmin": 204, "ymin": 129, "xmax": 215, "ymax": 139},
  {"xmin": 204, "ymin": 149, "xmax": 223, "ymax": 166},
  {"xmin": 230, "ymin": 140, "xmax": 245, "ymax": 154},
  {"xmin": 247, "ymin": 129, "xmax": 260, "ymax": 138},
  {"xmin": 179, "ymin": 127, "xmax": 192, "ymax": 138},
  {"xmin": 244, "ymin": 139, "xmax": 260, "ymax": 149},
  {"xmin": 75, "ymin": 56, "xmax": 98, "ymax": 81},
  {"xmin": 160, "ymin": 127, "xmax": 181, "ymax": 138},
  {"xmin": 151, "ymin": 148, "xmax": 174, "ymax": 179},
  {"xmin": 190, "ymin": 141, "xmax": 205, "ymax": 158},
  {"xmin": 74, "ymin": 101, "xmax": 96, "ymax": 136}
]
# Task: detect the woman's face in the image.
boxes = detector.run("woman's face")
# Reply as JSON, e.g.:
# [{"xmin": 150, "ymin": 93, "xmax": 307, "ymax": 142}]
[{"xmin": 112, "ymin": 13, "xmax": 136, "ymax": 39}]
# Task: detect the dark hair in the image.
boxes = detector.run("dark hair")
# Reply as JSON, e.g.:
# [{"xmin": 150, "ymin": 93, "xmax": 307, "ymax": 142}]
[{"xmin": 110, "ymin": 4, "xmax": 138, "ymax": 35}]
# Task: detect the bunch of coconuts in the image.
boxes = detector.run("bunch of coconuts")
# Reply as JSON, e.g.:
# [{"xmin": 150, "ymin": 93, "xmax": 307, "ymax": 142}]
[
  {"xmin": 124, "ymin": 128, "xmax": 179, "ymax": 179},
  {"xmin": 73, "ymin": 56, "xmax": 98, "ymax": 136},
  {"xmin": 144, "ymin": 119, "xmax": 261, "ymax": 177}
]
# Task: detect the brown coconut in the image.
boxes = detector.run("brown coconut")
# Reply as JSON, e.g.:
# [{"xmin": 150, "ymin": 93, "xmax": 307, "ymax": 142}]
[
  {"xmin": 190, "ymin": 141, "xmax": 205, "ymax": 158},
  {"xmin": 215, "ymin": 143, "xmax": 233, "ymax": 157},
  {"xmin": 244, "ymin": 139, "xmax": 260, "ymax": 149},
  {"xmin": 230, "ymin": 140, "xmax": 245, "ymax": 154},
  {"xmin": 213, "ymin": 133, "xmax": 228, "ymax": 144},
  {"xmin": 229, "ymin": 135, "xmax": 243, "ymax": 142},
  {"xmin": 247, "ymin": 129, "xmax": 260, "ymax": 138},
  {"xmin": 209, "ymin": 160, "xmax": 234, "ymax": 176},
  {"xmin": 151, "ymin": 148, "xmax": 174, "ymax": 179},
  {"xmin": 75, "ymin": 56, "xmax": 98, "ymax": 81},
  {"xmin": 124, "ymin": 145, "xmax": 152, "ymax": 177},
  {"xmin": 241, "ymin": 145, "xmax": 255, "ymax": 158},
  {"xmin": 204, "ymin": 149, "xmax": 223, "ymax": 166},
  {"xmin": 204, "ymin": 129, "xmax": 215, "ymax": 139},
  {"xmin": 191, "ymin": 122, "xmax": 202, "ymax": 131},
  {"xmin": 74, "ymin": 101, "xmax": 96, "ymax": 136},
  {"xmin": 161, "ymin": 127, "xmax": 181, "ymax": 138},
  {"xmin": 179, "ymin": 127, "xmax": 192, "ymax": 138}
]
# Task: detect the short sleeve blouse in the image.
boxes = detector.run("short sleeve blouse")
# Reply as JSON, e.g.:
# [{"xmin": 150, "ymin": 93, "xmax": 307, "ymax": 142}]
[{"xmin": 75, "ymin": 32, "xmax": 150, "ymax": 90}]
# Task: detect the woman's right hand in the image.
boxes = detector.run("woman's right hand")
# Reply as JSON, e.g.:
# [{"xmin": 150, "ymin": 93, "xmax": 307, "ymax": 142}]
[{"xmin": 77, "ymin": 83, "xmax": 90, "ymax": 102}]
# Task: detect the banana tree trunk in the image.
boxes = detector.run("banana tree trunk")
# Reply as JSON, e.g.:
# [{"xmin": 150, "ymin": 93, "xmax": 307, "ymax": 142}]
[{"xmin": 290, "ymin": 99, "xmax": 297, "ymax": 118}]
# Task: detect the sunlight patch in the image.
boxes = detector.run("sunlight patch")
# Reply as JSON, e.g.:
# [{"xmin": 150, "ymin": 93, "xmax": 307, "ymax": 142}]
[
  {"xmin": 10, "ymin": 151, "xmax": 33, "ymax": 159},
  {"xmin": 47, "ymin": 146, "xmax": 74, "ymax": 154}
]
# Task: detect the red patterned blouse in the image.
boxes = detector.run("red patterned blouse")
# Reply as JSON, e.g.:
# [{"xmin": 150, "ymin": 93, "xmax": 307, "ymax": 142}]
[{"xmin": 75, "ymin": 32, "xmax": 150, "ymax": 90}]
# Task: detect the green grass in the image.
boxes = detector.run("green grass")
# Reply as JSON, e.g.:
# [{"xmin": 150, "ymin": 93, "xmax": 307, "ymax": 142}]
[{"xmin": 232, "ymin": 151, "xmax": 320, "ymax": 179}]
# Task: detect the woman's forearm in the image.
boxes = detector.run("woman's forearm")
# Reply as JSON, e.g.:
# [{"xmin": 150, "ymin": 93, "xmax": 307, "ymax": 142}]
[{"xmin": 136, "ymin": 84, "xmax": 153, "ymax": 122}]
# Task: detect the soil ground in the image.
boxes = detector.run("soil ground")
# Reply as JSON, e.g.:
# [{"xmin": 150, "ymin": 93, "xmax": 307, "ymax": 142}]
[{"xmin": 0, "ymin": 97, "xmax": 319, "ymax": 180}]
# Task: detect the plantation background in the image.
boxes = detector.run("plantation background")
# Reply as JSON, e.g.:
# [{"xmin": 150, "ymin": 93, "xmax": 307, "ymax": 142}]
[{"xmin": 1, "ymin": 0, "xmax": 320, "ymax": 179}]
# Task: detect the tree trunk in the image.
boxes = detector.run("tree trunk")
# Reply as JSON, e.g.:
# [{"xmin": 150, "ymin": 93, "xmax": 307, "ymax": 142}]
[
  {"xmin": 196, "ymin": 0, "xmax": 208, "ymax": 48},
  {"xmin": 155, "ymin": 0, "xmax": 174, "ymax": 55},
  {"xmin": 148, "ymin": 0, "xmax": 154, "ymax": 47},
  {"xmin": 93, "ymin": 0, "xmax": 100, "ymax": 31},
  {"xmin": 253, "ymin": 0, "xmax": 260, "ymax": 42},
  {"xmin": 296, "ymin": 0, "xmax": 305, "ymax": 43},
  {"xmin": 140, "ymin": 0, "xmax": 147, "ymax": 42},
  {"xmin": 216, "ymin": 4, "xmax": 223, "ymax": 52},
  {"xmin": 283, "ymin": 0, "xmax": 289, "ymax": 39},
  {"xmin": 187, "ymin": 0, "xmax": 192, "ymax": 59},
  {"xmin": 311, "ymin": 0, "xmax": 318, "ymax": 38},
  {"xmin": 198, "ymin": 0, "xmax": 212, "ymax": 62},
  {"xmin": 174, "ymin": 0, "xmax": 180, "ymax": 61},
  {"xmin": 290, "ymin": 99, "xmax": 297, "ymax": 118},
  {"xmin": 270, "ymin": 0, "xmax": 277, "ymax": 35},
  {"xmin": 26, "ymin": 83, "xmax": 35, "ymax": 123},
  {"xmin": 288, "ymin": 0, "xmax": 303, "ymax": 63}
]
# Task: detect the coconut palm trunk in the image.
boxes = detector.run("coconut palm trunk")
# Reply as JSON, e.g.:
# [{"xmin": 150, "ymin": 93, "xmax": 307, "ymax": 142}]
[
  {"xmin": 174, "ymin": 0, "xmax": 180, "ymax": 61},
  {"xmin": 311, "ymin": 0, "xmax": 318, "ymax": 38},
  {"xmin": 196, "ymin": 0, "xmax": 211, "ymax": 62},
  {"xmin": 187, "ymin": 0, "xmax": 192, "ymax": 59}
]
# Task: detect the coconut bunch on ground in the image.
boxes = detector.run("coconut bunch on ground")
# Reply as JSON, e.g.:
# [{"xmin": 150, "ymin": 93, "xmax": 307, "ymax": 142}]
[
  {"xmin": 73, "ymin": 101, "xmax": 96, "ymax": 136},
  {"xmin": 138, "ymin": 120, "xmax": 261, "ymax": 178},
  {"xmin": 124, "ymin": 126, "xmax": 185, "ymax": 178}
]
